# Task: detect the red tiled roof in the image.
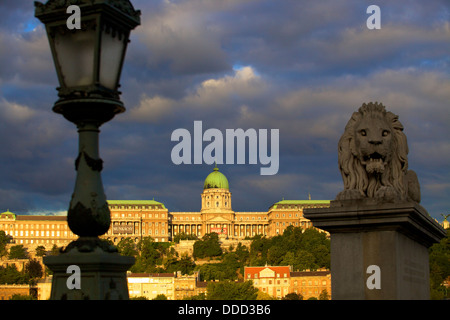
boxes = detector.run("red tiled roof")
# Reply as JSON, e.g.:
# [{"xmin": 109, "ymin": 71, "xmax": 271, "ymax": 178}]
[
  {"xmin": 290, "ymin": 270, "xmax": 330, "ymax": 277},
  {"xmin": 128, "ymin": 273, "xmax": 174, "ymax": 278},
  {"xmin": 245, "ymin": 266, "xmax": 291, "ymax": 279}
]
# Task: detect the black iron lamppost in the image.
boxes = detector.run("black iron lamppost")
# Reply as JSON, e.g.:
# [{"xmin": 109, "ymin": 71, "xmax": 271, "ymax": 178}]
[{"xmin": 35, "ymin": 0, "xmax": 140, "ymax": 300}]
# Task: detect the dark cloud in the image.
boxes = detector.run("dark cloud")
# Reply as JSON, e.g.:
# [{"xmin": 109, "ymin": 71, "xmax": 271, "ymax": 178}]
[{"xmin": 0, "ymin": 0, "xmax": 448, "ymax": 221}]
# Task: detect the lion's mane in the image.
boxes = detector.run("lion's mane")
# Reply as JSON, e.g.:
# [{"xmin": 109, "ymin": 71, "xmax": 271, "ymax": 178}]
[{"xmin": 337, "ymin": 102, "xmax": 417, "ymax": 202}]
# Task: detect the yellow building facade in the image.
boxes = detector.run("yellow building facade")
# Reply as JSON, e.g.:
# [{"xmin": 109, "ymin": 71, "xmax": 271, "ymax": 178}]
[
  {"xmin": 245, "ymin": 266, "xmax": 331, "ymax": 300},
  {"xmin": 0, "ymin": 166, "xmax": 329, "ymax": 250},
  {"xmin": 127, "ymin": 271, "xmax": 207, "ymax": 300}
]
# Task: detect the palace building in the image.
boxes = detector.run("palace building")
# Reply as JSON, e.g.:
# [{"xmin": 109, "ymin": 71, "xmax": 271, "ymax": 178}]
[{"xmin": 0, "ymin": 166, "xmax": 330, "ymax": 250}]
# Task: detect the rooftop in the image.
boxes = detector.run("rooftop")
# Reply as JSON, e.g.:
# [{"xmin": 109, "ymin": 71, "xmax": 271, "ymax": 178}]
[
  {"xmin": 245, "ymin": 266, "xmax": 292, "ymax": 278},
  {"xmin": 203, "ymin": 165, "xmax": 229, "ymax": 190},
  {"xmin": 270, "ymin": 199, "xmax": 330, "ymax": 210},
  {"xmin": 108, "ymin": 200, "xmax": 166, "ymax": 209}
]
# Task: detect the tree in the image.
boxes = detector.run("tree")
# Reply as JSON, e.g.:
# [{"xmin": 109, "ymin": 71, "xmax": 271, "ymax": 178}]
[
  {"xmin": 207, "ymin": 280, "xmax": 258, "ymax": 300},
  {"xmin": 0, "ymin": 265, "xmax": 28, "ymax": 284},
  {"xmin": 153, "ymin": 294, "xmax": 168, "ymax": 300},
  {"xmin": 130, "ymin": 296, "xmax": 148, "ymax": 300},
  {"xmin": 174, "ymin": 232, "xmax": 198, "ymax": 243},
  {"xmin": 130, "ymin": 237, "xmax": 171, "ymax": 273},
  {"xmin": 49, "ymin": 244, "xmax": 60, "ymax": 256},
  {"xmin": 294, "ymin": 250, "xmax": 315, "ymax": 271},
  {"xmin": 256, "ymin": 291, "xmax": 276, "ymax": 300},
  {"xmin": 0, "ymin": 231, "xmax": 12, "ymax": 258},
  {"xmin": 249, "ymin": 235, "xmax": 271, "ymax": 265},
  {"xmin": 193, "ymin": 233, "xmax": 222, "ymax": 259},
  {"xmin": 282, "ymin": 292, "xmax": 303, "ymax": 300},
  {"xmin": 185, "ymin": 292, "xmax": 206, "ymax": 300},
  {"xmin": 165, "ymin": 253, "xmax": 195, "ymax": 275},
  {"xmin": 35, "ymin": 246, "xmax": 47, "ymax": 257},
  {"xmin": 319, "ymin": 289, "xmax": 330, "ymax": 300},
  {"xmin": 117, "ymin": 238, "xmax": 138, "ymax": 257},
  {"xmin": 235, "ymin": 242, "xmax": 250, "ymax": 264},
  {"xmin": 10, "ymin": 294, "xmax": 34, "ymax": 300},
  {"xmin": 8, "ymin": 245, "xmax": 28, "ymax": 259},
  {"xmin": 25, "ymin": 259, "xmax": 43, "ymax": 284},
  {"xmin": 429, "ymin": 229, "xmax": 450, "ymax": 300},
  {"xmin": 267, "ymin": 246, "xmax": 285, "ymax": 265}
]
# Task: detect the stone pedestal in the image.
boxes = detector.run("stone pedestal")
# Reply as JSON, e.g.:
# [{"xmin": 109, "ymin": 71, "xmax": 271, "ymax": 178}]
[
  {"xmin": 44, "ymin": 239, "xmax": 135, "ymax": 300},
  {"xmin": 304, "ymin": 200, "xmax": 446, "ymax": 300}
]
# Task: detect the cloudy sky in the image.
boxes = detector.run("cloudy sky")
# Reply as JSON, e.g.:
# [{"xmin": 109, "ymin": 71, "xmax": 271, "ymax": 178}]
[{"xmin": 0, "ymin": 0, "xmax": 449, "ymax": 222}]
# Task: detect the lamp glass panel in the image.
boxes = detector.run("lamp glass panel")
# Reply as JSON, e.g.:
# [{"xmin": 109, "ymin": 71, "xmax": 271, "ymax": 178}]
[
  {"xmin": 54, "ymin": 29, "xmax": 96, "ymax": 88},
  {"xmin": 99, "ymin": 29, "xmax": 125, "ymax": 90}
]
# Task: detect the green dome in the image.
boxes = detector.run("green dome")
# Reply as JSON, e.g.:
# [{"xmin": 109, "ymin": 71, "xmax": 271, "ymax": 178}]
[{"xmin": 203, "ymin": 165, "xmax": 229, "ymax": 190}]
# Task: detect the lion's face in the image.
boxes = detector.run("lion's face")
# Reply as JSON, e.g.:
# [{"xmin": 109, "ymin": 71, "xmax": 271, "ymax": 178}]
[
  {"xmin": 353, "ymin": 114, "xmax": 393, "ymax": 174},
  {"xmin": 337, "ymin": 102, "xmax": 415, "ymax": 202}
]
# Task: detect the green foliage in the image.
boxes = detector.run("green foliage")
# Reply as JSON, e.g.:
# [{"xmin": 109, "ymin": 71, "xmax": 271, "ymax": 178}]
[
  {"xmin": 0, "ymin": 231, "xmax": 12, "ymax": 258},
  {"xmin": 49, "ymin": 244, "xmax": 61, "ymax": 256},
  {"xmin": 115, "ymin": 227, "xmax": 329, "ymax": 288},
  {"xmin": 131, "ymin": 237, "xmax": 170, "ymax": 273},
  {"xmin": 193, "ymin": 233, "xmax": 222, "ymax": 259},
  {"xmin": 0, "ymin": 264, "xmax": 29, "ymax": 284},
  {"xmin": 319, "ymin": 289, "xmax": 330, "ymax": 300},
  {"xmin": 130, "ymin": 296, "xmax": 148, "ymax": 300},
  {"xmin": 429, "ymin": 229, "xmax": 450, "ymax": 300},
  {"xmin": 249, "ymin": 226, "xmax": 330, "ymax": 270},
  {"xmin": 164, "ymin": 253, "xmax": 195, "ymax": 275},
  {"xmin": 35, "ymin": 246, "xmax": 47, "ymax": 257},
  {"xmin": 196, "ymin": 245, "xmax": 250, "ymax": 281},
  {"xmin": 9, "ymin": 294, "xmax": 35, "ymax": 300},
  {"xmin": 206, "ymin": 280, "xmax": 258, "ymax": 300},
  {"xmin": 282, "ymin": 292, "xmax": 303, "ymax": 300},
  {"xmin": 8, "ymin": 244, "xmax": 28, "ymax": 259},
  {"xmin": 25, "ymin": 259, "xmax": 43, "ymax": 282},
  {"xmin": 117, "ymin": 238, "xmax": 138, "ymax": 257},
  {"xmin": 174, "ymin": 232, "xmax": 198, "ymax": 243},
  {"xmin": 153, "ymin": 294, "xmax": 168, "ymax": 300},
  {"xmin": 184, "ymin": 292, "xmax": 206, "ymax": 300}
]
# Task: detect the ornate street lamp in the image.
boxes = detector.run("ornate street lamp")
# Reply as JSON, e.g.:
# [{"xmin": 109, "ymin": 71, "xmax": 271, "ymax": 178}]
[{"xmin": 35, "ymin": 0, "xmax": 140, "ymax": 300}]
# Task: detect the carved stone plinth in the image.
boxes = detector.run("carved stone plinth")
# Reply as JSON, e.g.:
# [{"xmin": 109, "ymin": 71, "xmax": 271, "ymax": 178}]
[
  {"xmin": 44, "ymin": 238, "xmax": 135, "ymax": 300},
  {"xmin": 304, "ymin": 200, "xmax": 446, "ymax": 300}
]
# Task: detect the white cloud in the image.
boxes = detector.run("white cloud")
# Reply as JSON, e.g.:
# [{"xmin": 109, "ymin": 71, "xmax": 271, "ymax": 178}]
[
  {"xmin": 125, "ymin": 66, "xmax": 265, "ymax": 123},
  {"xmin": 0, "ymin": 98, "xmax": 36, "ymax": 123}
]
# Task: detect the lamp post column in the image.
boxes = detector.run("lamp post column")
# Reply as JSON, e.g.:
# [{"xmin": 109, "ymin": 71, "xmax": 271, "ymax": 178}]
[
  {"xmin": 67, "ymin": 122, "xmax": 110, "ymax": 239},
  {"xmin": 35, "ymin": 0, "xmax": 141, "ymax": 299}
]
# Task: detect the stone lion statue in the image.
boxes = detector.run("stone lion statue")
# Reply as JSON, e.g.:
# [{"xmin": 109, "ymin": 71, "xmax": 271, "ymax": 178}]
[{"xmin": 336, "ymin": 102, "xmax": 421, "ymax": 203}]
